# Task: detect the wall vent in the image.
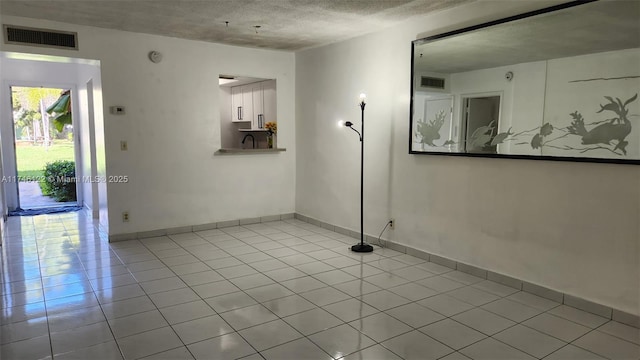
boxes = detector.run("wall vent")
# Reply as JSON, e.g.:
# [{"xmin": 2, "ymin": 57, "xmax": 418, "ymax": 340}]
[
  {"xmin": 420, "ymin": 76, "xmax": 445, "ymax": 89},
  {"xmin": 4, "ymin": 25, "xmax": 78, "ymax": 50}
]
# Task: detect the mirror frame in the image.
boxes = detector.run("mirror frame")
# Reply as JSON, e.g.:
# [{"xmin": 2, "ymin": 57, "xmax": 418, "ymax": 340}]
[{"xmin": 408, "ymin": 0, "xmax": 640, "ymax": 165}]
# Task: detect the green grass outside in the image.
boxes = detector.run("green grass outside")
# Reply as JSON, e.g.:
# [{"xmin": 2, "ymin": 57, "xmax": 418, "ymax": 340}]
[{"xmin": 16, "ymin": 140, "xmax": 75, "ymax": 180}]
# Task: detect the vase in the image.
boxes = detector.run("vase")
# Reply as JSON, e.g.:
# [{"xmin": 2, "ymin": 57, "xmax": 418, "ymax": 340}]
[{"xmin": 267, "ymin": 134, "xmax": 274, "ymax": 149}]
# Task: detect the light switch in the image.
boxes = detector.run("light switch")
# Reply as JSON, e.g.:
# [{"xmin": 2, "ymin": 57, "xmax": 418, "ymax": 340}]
[
  {"xmin": 110, "ymin": 106, "xmax": 126, "ymax": 115},
  {"xmin": 120, "ymin": 141, "xmax": 128, "ymax": 151}
]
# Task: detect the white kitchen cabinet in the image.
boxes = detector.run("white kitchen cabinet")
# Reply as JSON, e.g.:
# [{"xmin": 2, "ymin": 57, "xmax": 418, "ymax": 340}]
[
  {"xmin": 262, "ymin": 80, "xmax": 277, "ymax": 125},
  {"xmin": 230, "ymin": 84, "xmax": 253, "ymax": 123},
  {"xmin": 251, "ymin": 82, "xmax": 264, "ymax": 129},
  {"xmin": 230, "ymin": 80, "xmax": 276, "ymax": 130}
]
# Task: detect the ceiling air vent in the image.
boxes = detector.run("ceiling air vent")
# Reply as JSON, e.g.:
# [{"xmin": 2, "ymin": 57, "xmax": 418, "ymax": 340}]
[
  {"xmin": 420, "ymin": 76, "xmax": 445, "ymax": 89},
  {"xmin": 4, "ymin": 25, "xmax": 78, "ymax": 50}
]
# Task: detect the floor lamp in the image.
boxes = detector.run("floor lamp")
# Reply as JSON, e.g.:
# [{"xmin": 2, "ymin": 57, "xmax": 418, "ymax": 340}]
[{"xmin": 344, "ymin": 93, "xmax": 374, "ymax": 253}]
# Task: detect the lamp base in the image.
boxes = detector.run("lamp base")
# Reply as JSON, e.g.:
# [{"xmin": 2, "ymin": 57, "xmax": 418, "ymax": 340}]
[{"xmin": 351, "ymin": 243, "xmax": 374, "ymax": 253}]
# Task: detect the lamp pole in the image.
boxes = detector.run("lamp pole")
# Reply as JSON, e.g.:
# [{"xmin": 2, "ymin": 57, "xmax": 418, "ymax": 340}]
[{"xmin": 348, "ymin": 93, "xmax": 373, "ymax": 253}]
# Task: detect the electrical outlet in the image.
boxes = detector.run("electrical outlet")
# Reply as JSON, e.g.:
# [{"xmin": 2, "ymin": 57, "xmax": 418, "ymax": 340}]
[
  {"xmin": 389, "ymin": 218, "xmax": 395, "ymax": 229},
  {"xmin": 122, "ymin": 211, "xmax": 130, "ymax": 222}
]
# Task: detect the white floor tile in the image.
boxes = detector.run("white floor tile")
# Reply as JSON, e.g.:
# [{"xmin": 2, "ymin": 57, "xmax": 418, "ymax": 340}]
[
  {"xmin": 452, "ymin": 308, "xmax": 516, "ymax": 335},
  {"xmin": 140, "ymin": 346, "xmax": 194, "ymax": 359},
  {"xmin": 300, "ymin": 286, "xmax": 351, "ymax": 306},
  {"xmin": 179, "ymin": 270, "xmax": 224, "ymax": 286},
  {"xmin": 245, "ymin": 283, "xmax": 294, "ymax": 302},
  {"xmin": 100, "ymin": 295, "xmax": 156, "ymax": 319},
  {"xmin": 219, "ymin": 304, "xmax": 279, "ymax": 330},
  {"xmin": 385, "ymin": 302, "xmax": 445, "ymax": 328},
  {"xmin": 264, "ymin": 267, "xmax": 308, "ymax": 282},
  {"xmin": 204, "ymin": 291, "xmax": 257, "ymax": 313},
  {"xmin": 117, "ymin": 327, "xmax": 183, "ymax": 360},
  {"xmin": 381, "ymin": 330, "xmax": 454, "ymax": 360},
  {"xmin": 507, "ymin": 291, "xmax": 561, "ymax": 311},
  {"xmin": 282, "ymin": 308, "xmax": 343, "ymax": 335},
  {"xmin": 545, "ymin": 344, "xmax": 606, "ymax": 360},
  {"xmin": 0, "ymin": 316, "xmax": 49, "ymax": 344},
  {"xmin": 4, "ymin": 213, "xmax": 633, "ymax": 360},
  {"xmin": 140, "ymin": 276, "xmax": 187, "ymax": 294},
  {"xmin": 388, "ymin": 266, "xmax": 434, "ymax": 281},
  {"xmin": 0, "ymin": 335, "xmax": 52, "ymax": 360},
  {"xmin": 459, "ymin": 337, "xmax": 536, "ymax": 360},
  {"xmin": 359, "ymin": 290, "xmax": 411, "ymax": 311},
  {"xmin": 573, "ymin": 330, "xmax": 640, "ymax": 360},
  {"xmin": 481, "ymin": 298, "xmax": 542, "ymax": 322},
  {"xmin": 262, "ymin": 294, "xmax": 317, "ymax": 317},
  {"xmin": 261, "ymin": 337, "xmax": 332, "ymax": 360},
  {"xmin": 229, "ymin": 273, "xmax": 276, "ymax": 290},
  {"xmin": 447, "ymin": 286, "xmax": 500, "ymax": 306},
  {"xmin": 55, "ymin": 340, "xmax": 123, "ymax": 360},
  {"xmin": 148, "ymin": 287, "xmax": 200, "ymax": 308},
  {"xmin": 309, "ymin": 324, "xmax": 376, "ymax": 358},
  {"xmin": 419, "ymin": 319, "xmax": 486, "ymax": 350},
  {"xmin": 313, "ymin": 269, "xmax": 357, "ymax": 285},
  {"xmin": 598, "ymin": 321, "xmax": 640, "ymax": 345},
  {"xmin": 280, "ymin": 276, "xmax": 327, "ymax": 293},
  {"xmin": 187, "ymin": 333, "xmax": 256, "ymax": 360},
  {"xmin": 347, "ymin": 312, "xmax": 412, "ymax": 342},
  {"xmin": 108, "ymin": 309, "xmax": 168, "ymax": 338},
  {"xmin": 362, "ymin": 272, "xmax": 409, "ymax": 289},
  {"xmin": 191, "ymin": 280, "xmax": 240, "ymax": 298},
  {"xmin": 522, "ymin": 312, "xmax": 591, "ymax": 342},
  {"xmin": 238, "ymin": 319, "xmax": 303, "ymax": 351},
  {"xmin": 159, "ymin": 300, "xmax": 217, "ymax": 325},
  {"xmin": 548, "ymin": 305, "xmax": 610, "ymax": 328},
  {"xmin": 340, "ymin": 344, "xmax": 402, "ymax": 360},
  {"xmin": 172, "ymin": 315, "xmax": 234, "ymax": 344},
  {"xmin": 417, "ymin": 294, "xmax": 474, "ymax": 316},
  {"xmin": 50, "ymin": 321, "xmax": 114, "ymax": 355},
  {"xmin": 332, "ymin": 279, "xmax": 382, "ymax": 297},
  {"xmin": 493, "ymin": 324, "xmax": 566, "ymax": 358},
  {"xmin": 323, "ymin": 298, "xmax": 379, "ymax": 322},
  {"xmin": 388, "ymin": 282, "xmax": 438, "ymax": 301}
]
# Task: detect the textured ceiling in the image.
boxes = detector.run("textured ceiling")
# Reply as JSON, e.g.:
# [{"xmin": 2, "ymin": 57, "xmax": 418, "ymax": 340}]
[
  {"xmin": 1, "ymin": 0, "xmax": 472, "ymax": 51},
  {"xmin": 415, "ymin": 0, "xmax": 640, "ymax": 74}
]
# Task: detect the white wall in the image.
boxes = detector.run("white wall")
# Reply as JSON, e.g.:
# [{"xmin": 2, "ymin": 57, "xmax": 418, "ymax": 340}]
[
  {"xmin": 296, "ymin": 0, "xmax": 640, "ymax": 315},
  {"xmin": 76, "ymin": 62, "xmax": 108, "ymax": 224},
  {"xmin": 1, "ymin": 15, "xmax": 296, "ymax": 236}
]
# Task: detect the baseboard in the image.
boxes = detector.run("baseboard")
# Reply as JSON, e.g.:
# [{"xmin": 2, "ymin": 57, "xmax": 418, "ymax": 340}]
[
  {"xmin": 108, "ymin": 213, "xmax": 295, "ymax": 242},
  {"xmin": 293, "ymin": 213, "xmax": 640, "ymax": 329}
]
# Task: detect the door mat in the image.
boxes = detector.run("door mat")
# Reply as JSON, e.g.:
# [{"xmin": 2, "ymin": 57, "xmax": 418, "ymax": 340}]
[{"xmin": 9, "ymin": 206, "xmax": 83, "ymax": 217}]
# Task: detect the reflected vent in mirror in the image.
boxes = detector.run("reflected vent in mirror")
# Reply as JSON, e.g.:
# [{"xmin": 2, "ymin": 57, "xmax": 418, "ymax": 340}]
[
  {"xmin": 4, "ymin": 25, "xmax": 78, "ymax": 50},
  {"xmin": 420, "ymin": 76, "xmax": 445, "ymax": 89}
]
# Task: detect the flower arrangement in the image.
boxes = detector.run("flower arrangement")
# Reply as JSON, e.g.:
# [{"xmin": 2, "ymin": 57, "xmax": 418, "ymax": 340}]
[{"xmin": 265, "ymin": 121, "xmax": 277, "ymax": 135}]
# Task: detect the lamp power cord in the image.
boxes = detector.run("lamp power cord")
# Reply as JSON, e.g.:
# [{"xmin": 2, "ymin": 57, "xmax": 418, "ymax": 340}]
[{"xmin": 375, "ymin": 220, "xmax": 393, "ymax": 248}]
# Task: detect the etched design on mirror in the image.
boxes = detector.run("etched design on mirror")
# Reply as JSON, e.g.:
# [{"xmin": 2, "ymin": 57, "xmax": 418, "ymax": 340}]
[
  {"xmin": 487, "ymin": 93, "xmax": 638, "ymax": 156},
  {"xmin": 409, "ymin": 0, "xmax": 640, "ymax": 164}
]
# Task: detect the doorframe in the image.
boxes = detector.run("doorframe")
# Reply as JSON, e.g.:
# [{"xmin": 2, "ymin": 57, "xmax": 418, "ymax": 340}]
[
  {"xmin": 459, "ymin": 91, "xmax": 503, "ymax": 152},
  {"xmin": 3, "ymin": 80, "xmax": 83, "ymax": 210}
]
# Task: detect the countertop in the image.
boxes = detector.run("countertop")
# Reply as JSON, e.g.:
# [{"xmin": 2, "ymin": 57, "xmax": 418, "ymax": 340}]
[{"xmin": 215, "ymin": 148, "xmax": 286, "ymax": 155}]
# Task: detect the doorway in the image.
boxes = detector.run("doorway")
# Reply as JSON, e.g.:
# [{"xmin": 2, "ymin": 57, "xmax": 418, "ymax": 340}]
[
  {"xmin": 10, "ymin": 86, "xmax": 78, "ymax": 210},
  {"xmin": 462, "ymin": 95, "xmax": 501, "ymax": 154}
]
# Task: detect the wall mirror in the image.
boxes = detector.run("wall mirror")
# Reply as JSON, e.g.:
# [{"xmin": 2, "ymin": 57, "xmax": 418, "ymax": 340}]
[{"xmin": 410, "ymin": 0, "xmax": 640, "ymax": 164}]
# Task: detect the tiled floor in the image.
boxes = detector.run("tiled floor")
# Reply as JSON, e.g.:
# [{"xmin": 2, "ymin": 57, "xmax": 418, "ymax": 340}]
[{"xmin": 1, "ymin": 212, "xmax": 639, "ymax": 360}]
